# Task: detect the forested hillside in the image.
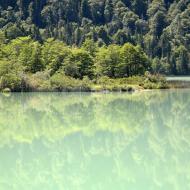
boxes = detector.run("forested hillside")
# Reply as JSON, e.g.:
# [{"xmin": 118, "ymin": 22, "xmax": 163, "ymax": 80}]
[{"xmin": 0, "ymin": 0, "xmax": 190, "ymax": 75}]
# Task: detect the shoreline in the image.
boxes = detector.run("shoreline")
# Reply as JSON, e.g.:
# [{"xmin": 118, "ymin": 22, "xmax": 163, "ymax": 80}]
[
  {"xmin": 7, "ymin": 75, "xmax": 190, "ymax": 93},
  {"xmin": 0, "ymin": 86, "xmax": 173, "ymax": 94},
  {"xmin": 2, "ymin": 86, "xmax": 190, "ymax": 95}
]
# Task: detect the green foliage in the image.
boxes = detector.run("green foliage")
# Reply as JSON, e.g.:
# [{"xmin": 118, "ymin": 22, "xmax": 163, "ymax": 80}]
[
  {"xmin": 41, "ymin": 39, "xmax": 71, "ymax": 75},
  {"xmin": 0, "ymin": 0, "xmax": 189, "ymax": 76},
  {"xmin": 0, "ymin": 36, "xmax": 166, "ymax": 92},
  {"xmin": 95, "ymin": 45, "xmax": 121, "ymax": 77},
  {"xmin": 0, "ymin": 60, "xmax": 22, "ymax": 91},
  {"xmin": 2, "ymin": 37, "xmax": 44, "ymax": 73},
  {"xmin": 81, "ymin": 39, "xmax": 98, "ymax": 56},
  {"xmin": 50, "ymin": 72, "xmax": 91, "ymax": 92},
  {"xmin": 23, "ymin": 71, "xmax": 51, "ymax": 91},
  {"xmin": 142, "ymin": 72, "xmax": 168, "ymax": 89},
  {"xmin": 117, "ymin": 43, "xmax": 150, "ymax": 77},
  {"xmin": 63, "ymin": 48, "xmax": 94, "ymax": 79}
]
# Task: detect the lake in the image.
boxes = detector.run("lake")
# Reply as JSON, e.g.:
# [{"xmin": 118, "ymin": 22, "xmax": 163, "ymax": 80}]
[
  {"xmin": 166, "ymin": 76, "xmax": 190, "ymax": 81},
  {"xmin": 166, "ymin": 77, "xmax": 190, "ymax": 88},
  {"xmin": 0, "ymin": 90, "xmax": 190, "ymax": 190}
]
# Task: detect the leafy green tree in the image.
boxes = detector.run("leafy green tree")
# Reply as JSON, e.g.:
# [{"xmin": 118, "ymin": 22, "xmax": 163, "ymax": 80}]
[
  {"xmin": 81, "ymin": 38, "xmax": 98, "ymax": 57},
  {"xmin": 175, "ymin": 45, "xmax": 189, "ymax": 75},
  {"xmin": 28, "ymin": 42, "xmax": 44, "ymax": 73},
  {"xmin": 5, "ymin": 37, "xmax": 44, "ymax": 73},
  {"xmin": 0, "ymin": 60, "xmax": 22, "ymax": 91},
  {"xmin": 63, "ymin": 48, "xmax": 94, "ymax": 79},
  {"xmin": 41, "ymin": 38, "xmax": 71, "ymax": 75},
  {"xmin": 95, "ymin": 45, "xmax": 121, "ymax": 77},
  {"xmin": 5, "ymin": 24, "xmax": 24, "ymax": 40},
  {"xmin": 117, "ymin": 43, "xmax": 149, "ymax": 77}
]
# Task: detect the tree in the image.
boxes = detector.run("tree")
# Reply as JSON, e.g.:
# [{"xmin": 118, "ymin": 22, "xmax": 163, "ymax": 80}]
[
  {"xmin": 117, "ymin": 43, "xmax": 149, "ymax": 77},
  {"xmin": 81, "ymin": 38, "xmax": 98, "ymax": 57},
  {"xmin": 113, "ymin": 29, "xmax": 128, "ymax": 45},
  {"xmin": 8, "ymin": 37, "xmax": 44, "ymax": 73},
  {"xmin": 132, "ymin": 0, "xmax": 147, "ymax": 18},
  {"xmin": 90, "ymin": 0, "xmax": 105, "ymax": 24},
  {"xmin": 95, "ymin": 45, "xmax": 121, "ymax": 77},
  {"xmin": 175, "ymin": 45, "xmax": 189, "ymax": 75},
  {"xmin": 28, "ymin": 42, "xmax": 44, "ymax": 73},
  {"xmin": 97, "ymin": 26, "xmax": 110, "ymax": 44},
  {"xmin": 41, "ymin": 38, "xmax": 71, "ymax": 75},
  {"xmin": 104, "ymin": 0, "xmax": 114, "ymax": 23},
  {"xmin": 0, "ymin": 60, "xmax": 22, "ymax": 91},
  {"xmin": 5, "ymin": 24, "xmax": 24, "ymax": 40},
  {"xmin": 63, "ymin": 48, "xmax": 94, "ymax": 79},
  {"xmin": 151, "ymin": 10, "xmax": 167, "ymax": 37},
  {"xmin": 81, "ymin": 0, "xmax": 91, "ymax": 19}
]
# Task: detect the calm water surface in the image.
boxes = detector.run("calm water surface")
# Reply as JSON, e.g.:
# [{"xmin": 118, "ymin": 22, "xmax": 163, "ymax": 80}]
[
  {"xmin": 0, "ymin": 90, "xmax": 190, "ymax": 190},
  {"xmin": 166, "ymin": 76, "xmax": 190, "ymax": 81}
]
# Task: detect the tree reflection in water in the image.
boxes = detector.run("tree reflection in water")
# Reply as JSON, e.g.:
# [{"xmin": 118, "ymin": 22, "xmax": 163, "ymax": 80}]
[{"xmin": 0, "ymin": 90, "xmax": 190, "ymax": 189}]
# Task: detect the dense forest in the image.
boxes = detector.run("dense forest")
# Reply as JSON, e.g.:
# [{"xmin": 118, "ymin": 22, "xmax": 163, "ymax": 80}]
[{"xmin": 0, "ymin": 0, "xmax": 189, "ymax": 91}]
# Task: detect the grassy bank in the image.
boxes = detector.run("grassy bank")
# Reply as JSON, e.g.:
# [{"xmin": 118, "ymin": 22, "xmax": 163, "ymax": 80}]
[{"xmin": 0, "ymin": 73, "xmax": 169, "ymax": 93}]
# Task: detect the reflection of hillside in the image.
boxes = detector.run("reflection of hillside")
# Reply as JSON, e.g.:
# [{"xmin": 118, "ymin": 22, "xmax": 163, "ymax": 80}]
[
  {"xmin": 0, "ymin": 91, "xmax": 164, "ymax": 145},
  {"xmin": 0, "ymin": 91, "xmax": 190, "ymax": 189},
  {"xmin": 0, "ymin": 91, "xmax": 190, "ymax": 145}
]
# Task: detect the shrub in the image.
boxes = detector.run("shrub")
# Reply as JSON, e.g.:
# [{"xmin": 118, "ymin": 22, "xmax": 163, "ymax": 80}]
[
  {"xmin": 0, "ymin": 73, "xmax": 22, "ymax": 91},
  {"xmin": 22, "ymin": 71, "xmax": 51, "ymax": 91},
  {"xmin": 50, "ymin": 72, "xmax": 82, "ymax": 91}
]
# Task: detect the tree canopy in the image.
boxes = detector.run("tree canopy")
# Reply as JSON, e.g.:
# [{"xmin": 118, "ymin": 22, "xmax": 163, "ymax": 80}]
[
  {"xmin": 0, "ymin": 37, "xmax": 153, "ymax": 91},
  {"xmin": 0, "ymin": 0, "xmax": 189, "ymax": 75}
]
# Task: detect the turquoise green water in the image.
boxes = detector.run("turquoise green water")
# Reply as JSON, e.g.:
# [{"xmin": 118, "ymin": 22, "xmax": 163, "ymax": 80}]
[{"xmin": 0, "ymin": 90, "xmax": 190, "ymax": 190}]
